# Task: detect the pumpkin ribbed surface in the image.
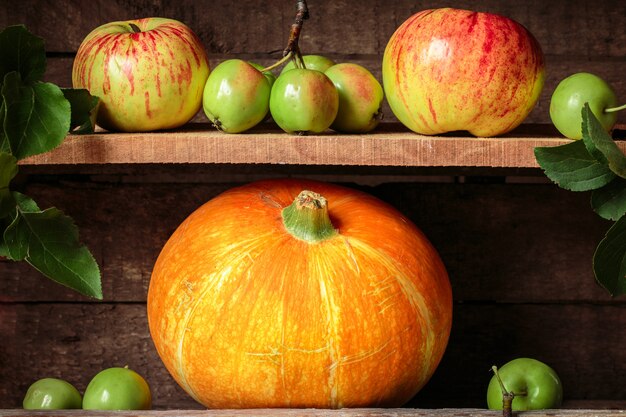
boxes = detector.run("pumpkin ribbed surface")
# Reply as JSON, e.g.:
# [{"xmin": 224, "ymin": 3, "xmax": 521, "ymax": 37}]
[{"xmin": 147, "ymin": 179, "xmax": 452, "ymax": 408}]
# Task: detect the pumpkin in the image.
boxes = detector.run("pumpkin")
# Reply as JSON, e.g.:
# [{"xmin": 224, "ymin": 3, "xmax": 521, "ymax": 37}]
[{"xmin": 147, "ymin": 179, "xmax": 452, "ymax": 408}]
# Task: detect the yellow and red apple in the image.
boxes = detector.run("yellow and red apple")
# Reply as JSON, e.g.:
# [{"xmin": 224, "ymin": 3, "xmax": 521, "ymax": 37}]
[
  {"xmin": 382, "ymin": 8, "xmax": 545, "ymax": 137},
  {"xmin": 72, "ymin": 18, "xmax": 210, "ymax": 132},
  {"xmin": 325, "ymin": 63, "xmax": 384, "ymax": 133}
]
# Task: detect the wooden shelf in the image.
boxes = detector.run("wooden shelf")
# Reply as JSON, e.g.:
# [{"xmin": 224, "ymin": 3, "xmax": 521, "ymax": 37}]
[
  {"xmin": 19, "ymin": 123, "xmax": 625, "ymax": 168},
  {"xmin": 3, "ymin": 409, "xmax": 626, "ymax": 417}
]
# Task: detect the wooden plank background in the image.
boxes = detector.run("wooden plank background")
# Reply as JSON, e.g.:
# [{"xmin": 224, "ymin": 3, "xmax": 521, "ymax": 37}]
[
  {"xmin": 2, "ymin": 0, "xmax": 626, "ymax": 411},
  {"xmin": 0, "ymin": 171, "xmax": 620, "ymax": 409},
  {"xmin": 2, "ymin": 0, "xmax": 625, "ymax": 126}
]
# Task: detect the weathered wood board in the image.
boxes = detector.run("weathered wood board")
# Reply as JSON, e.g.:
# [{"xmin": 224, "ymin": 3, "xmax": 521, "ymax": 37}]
[
  {"xmin": 2, "ymin": 0, "xmax": 626, "ymax": 412},
  {"xmin": 0, "ymin": 176, "xmax": 621, "ymax": 409},
  {"xmin": 0, "ymin": 178, "xmax": 613, "ymax": 303},
  {"xmin": 3, "ymin": 302, "xmax": 626, "ymax": 409},
  {"xmin": 1, "ymin": 0, "xmax": 625, "ymax": 126},
  {"xmin": 4, "ymin": 0, "xmax": 626, "ymax": 57},
  {"xmin": 19, "ymin": 124, "xmax": 626, "ymax": 168}
]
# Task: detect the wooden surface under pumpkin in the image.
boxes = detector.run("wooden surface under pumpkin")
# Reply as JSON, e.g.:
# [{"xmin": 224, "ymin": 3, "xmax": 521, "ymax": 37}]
[{"xmin": 1, "ymin": 0, "xmax": 626, "ymax": 411}]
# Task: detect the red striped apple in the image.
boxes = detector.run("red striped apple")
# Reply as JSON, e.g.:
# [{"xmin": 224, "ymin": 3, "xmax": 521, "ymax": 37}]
[
  {"xmin": 72, "ymin": 18, "xmax": 210, "ymax": 132},
  {"xmin": 383, "ymin": 8, "xmax": 545, "ymax": 137}
]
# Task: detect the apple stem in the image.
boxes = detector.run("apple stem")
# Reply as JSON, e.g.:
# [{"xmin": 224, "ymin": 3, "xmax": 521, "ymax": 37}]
[
  {"xmin": 128, "ymin": 23, "xmax": 141, "ymax": 33},
  {"xmin": 295, "ymin": 53, "xmax": 307, "ymax": 69},
  {"xmin": 283, "ymin": 0, "xmax": 309, "ymax": 57},
  {"xmin": 261, "ymin": 1, "xmax": 309, "ymax": 73},
  {"xmin": 261, "ymin": 52, "xmax": 293, "ymax": 73},
  {"xmin": 606, "ymin": 103, "xmax": 626, "ymax": 113},
  {"xmin": 269, "ymin": 0, "xmax": 309, "ymax": 72},
  {"xmin": 491, "ymin": 366, "xmax": 515, "ymax": 417}
]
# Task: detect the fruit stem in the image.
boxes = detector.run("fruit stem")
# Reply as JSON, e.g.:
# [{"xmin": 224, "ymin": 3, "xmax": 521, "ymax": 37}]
[
  {"xmin": 128, "ymin": 23, "xmax": 141, "ymax": 33},
  {"xmin": 282, "ymin": 190, "xmax": 337, "ymax": 243},
  {"xmin": 283, "ymin": 0, "xmax": 309, "ymax": 57},
  {"xmin": 491, "ymin": 365, "xmax": 521, "ymax": 417},
  {"xmin": 606, "ymin": 104, "xmax": 626, "ymax": 113},
  {"xmin": 261, "ymin": 52, "xmax": 293, "ymax": 73},
  {"xmin": 295, "ymin": 53, "xmax": 306, "ymax": 69},
  {"xmin": 275, "ymin": 0, "xmax": 308, "ymax": 71},
  {"xmin": 262, "ymin": 1, "xmax": 309, "ymax": 73}
]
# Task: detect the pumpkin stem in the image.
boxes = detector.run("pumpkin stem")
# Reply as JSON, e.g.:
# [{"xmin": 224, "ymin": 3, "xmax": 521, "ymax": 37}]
[{"xmin": 282, "ymin": 190, "xmax": 337, "ymax": 243}]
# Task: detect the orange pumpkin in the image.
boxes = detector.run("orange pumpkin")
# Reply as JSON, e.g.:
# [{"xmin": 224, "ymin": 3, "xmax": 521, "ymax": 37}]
[{"xmin": 147, "ymin": 179, "xmax": 452, "ymax": 408}]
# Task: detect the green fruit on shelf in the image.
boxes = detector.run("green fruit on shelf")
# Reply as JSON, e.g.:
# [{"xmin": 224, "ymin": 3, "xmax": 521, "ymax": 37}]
[
  {"xmin": 203, "ymin": 59, "xmax": 272, "ymax": 133},
  {"xmin": 325, "ymin": 63, "xmax": 384, "ymax": 133},
  {"xmin": 82, "ymin": 366, "xmax": 151, "ymax": 410},
  {"xmin": 487, "ymin": 358, "xmax": 563, "ymax": 411},
  {"xmin": 269, "ymin": 68, "xmax": 338, "ymax": 134},
  {"xmin": 550, "ymin": 72, "xmax": 624, "ymax": 140},
  {"xmin": 23, "ymin": 377, "xmax": 82, "ymax": 410}
]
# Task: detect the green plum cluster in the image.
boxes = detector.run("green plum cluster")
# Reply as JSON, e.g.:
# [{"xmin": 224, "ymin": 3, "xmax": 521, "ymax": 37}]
[
  {"xmin": 22, "ymin": 366, "xmax": 151, "ymax": 410},
  {"xmin": 202, "ymin": 54, "xmax": 384, "ymax": 135}
]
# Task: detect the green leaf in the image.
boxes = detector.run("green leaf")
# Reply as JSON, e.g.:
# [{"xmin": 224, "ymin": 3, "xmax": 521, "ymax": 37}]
[
  {"xmin": 2, "ymin": 72, "xmax": 71, "ymax": 160},
  {"xmin": 0, "ymin": 152, "xmax": 18, "ymax": 218},
  {"xmin": 581, "ymin": 103, "xmax": 626, "ymax": 179},
  {"xmin": 591, "ymin": 177, "xmax": 626, "ymax": 221},
  {"xmin": 62, "ymin": 88, "xmax": 99, "ymax": 134},
  {"xmin": 3, "ymin": 193, "xmax": 102, "ymax": 299},
  {"xmin": 0, "ymin": 152, "xmax": 18, "ymax": 186},
  {"xmin": 0, "ymin": 25, "xmax": 46, "ymax": 86},
  {"xmin": 534, "ymin": 139, "xmax": 615, "ymax": 191},
  {"xmin": 0, "ymin": 192, "xmax": 40, "ymax": 258},
  {"xmin": 0, "ymin": 100, "xmax": 8, "ymax": 153},
  {"xmin": 3, "ymin": 192, "xmax": 40, "ymax": 260},
  {"xmin": 594, "ymin": 215, "xmax": 626, "ymax": 296},
  {"xmin": 13, "ymin": 191, "xmax": 41, "ymax": 212}
]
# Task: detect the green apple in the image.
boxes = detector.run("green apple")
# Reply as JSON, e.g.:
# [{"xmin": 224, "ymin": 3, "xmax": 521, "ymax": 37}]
[
  {"xmin": 550, "ymin": 72, "xmax": 623, "ymax": 140},
  {"xmin": 202, "ymin": 59, "xmax": 271, "ymax": 133},
  {"xmin": 269, "ymin": 68, "xmax": 338, "ymax": 134},
  {"xmin": 325, "ymin": 63, "xmax": 384, "ymax": 133},
  {"xmin": 281, "ymin": 54, "xmax": 336, "ymax": 74},
  {"xmin": 23, "ymin": 378, "xmax": 82, "ymax": 410},
  {"xmin": 487, "ymin": 358, "xmax": 563, "ymax": 411},
  {"xmin": 82, "ymin": 367, "xmax": 151, "ymax": 410}
]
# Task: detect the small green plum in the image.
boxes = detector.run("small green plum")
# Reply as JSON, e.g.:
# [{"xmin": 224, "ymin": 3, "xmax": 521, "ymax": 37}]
[
  {"xmin": 82, "ymin": 366, "xmax": 151, "ymax": 410},
  {"xmin": 202, "ymin": 59, "xmax": 271, "ymax": 133},
  {"xmin": 269, "ymin": 68, "xmax": 338, "ymax": 134},
  {"xmin": 550, "ymin": 72, "xmax": 622, "ymax": 140},
  {"xmin": 23, "ymin": 377, "xmax": 82, "ymax": 410},
  {"xmin": 325, "ymin": 63, "xmax": 384, "ymax": 133}
]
